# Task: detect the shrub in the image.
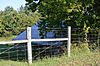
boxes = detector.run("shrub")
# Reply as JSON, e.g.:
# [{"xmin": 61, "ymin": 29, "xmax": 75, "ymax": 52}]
[{"xmin": 71, "ymin": 43, "xmax": 90, "ymax": 54}]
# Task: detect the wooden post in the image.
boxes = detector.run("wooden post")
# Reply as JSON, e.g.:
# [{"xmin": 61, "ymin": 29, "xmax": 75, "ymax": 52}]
[
  {"xmin": 27, "ymin": 27, "xmax": 32, "ymax": 64},
  {"xmin": 68, "ymin": 26, "xmax": 71, "ymax": 57}
]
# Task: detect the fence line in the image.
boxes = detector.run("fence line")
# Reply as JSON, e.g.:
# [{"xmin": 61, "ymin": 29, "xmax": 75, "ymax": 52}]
[
  {"xmin": 0, "ymin": 38, "xmax": 68, "ymax": 44},
  {"xmin": 0, "ymin": 26, "xmax": 71, "ymax": 64}
]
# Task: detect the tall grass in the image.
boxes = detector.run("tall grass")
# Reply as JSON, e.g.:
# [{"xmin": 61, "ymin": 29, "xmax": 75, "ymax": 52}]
[
  {"xmin": 0, "ymin": 36, "xmax": 16, "ymax": 41},
  {"xmin": 0, "ymin": 52, "xmax": 99, "ymax": 66},
  {"xmin": 0, "ymin": 39, "xmax": 99, "ymax": 66}
]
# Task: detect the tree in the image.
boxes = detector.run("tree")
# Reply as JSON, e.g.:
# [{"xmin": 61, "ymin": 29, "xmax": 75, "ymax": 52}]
[
  {"xmin": 25, "ymin": 0, "xmax": 98, "ymax": 28},
  {"xmin": 0, "ymin": 6, "xmax": 41, "ymax": 37},
  {"xmin": 25, "ymin": 0, "xmax": 98, "ymax": 42},
  {"xmin": 93, "ymin": 0, "xmax": 100, "ymax": 28},
  {"xmin": 94, "ymin": 0, "xmax": 100, "ymax": 16}
]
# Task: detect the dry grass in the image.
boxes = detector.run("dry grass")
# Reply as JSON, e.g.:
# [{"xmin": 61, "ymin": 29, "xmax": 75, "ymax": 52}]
[
  {"xmin": 0, "ymin": 52, "xmax": 99, "ymax": 66},
  {"xmin": 0, "ymin": 36, "xmax": 16, "ymax": 41}
]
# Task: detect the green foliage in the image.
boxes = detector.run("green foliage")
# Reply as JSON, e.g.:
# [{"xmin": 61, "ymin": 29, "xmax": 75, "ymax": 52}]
[
  {"xmin": 25, "ymin": 0, "xmax": 98, "ymax": 28},
  {"xmin": 0, "ymin": 6, "xmax": 41, "ymax": 37},
  {"xmin": 0, "ymin": 36, "xmax": 16, "ymax": 41},
  {"xmin": 25, "ymin": 0, "xmax": 99, "ymax": 42},
  {"xmin": 93, "ymin": 0, "xmax": 100, "ymax": 28},
  {"xmin": 89, "ymin": 43, "xmax": 100, "ymax": 52},
  {"xmin": 25, "ymin": 0, "xmax": 97, "ymax": 44},
  {"xmin": 94, "ymin": 0, "xmax": 100, "ymax": 16},
  {"xmin": 72, "ymin": 43, "xmax": 90, "ymax": 54}
]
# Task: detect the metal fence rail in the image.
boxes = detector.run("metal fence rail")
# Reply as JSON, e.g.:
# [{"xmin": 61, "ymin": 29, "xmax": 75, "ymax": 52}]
[
  {"xmin": 0, "ymin": 26, "xmax": 71, "ymax": 64},
  {"xmin": 0, "ymin": 27, "xmax": 99, "ymax": 65}
]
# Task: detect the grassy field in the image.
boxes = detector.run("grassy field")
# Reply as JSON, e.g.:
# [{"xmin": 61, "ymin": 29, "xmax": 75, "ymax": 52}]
[
  {"xmin": 0, "ymin": 37, "xmax": 99, "ymax": 66},
  {"xmin": 0, "ymin": 36, "xmax": 16, "ymax": 41},
  {"xmin": 0, "ymin": 52, "xmax": 99, "ymax": 66}
]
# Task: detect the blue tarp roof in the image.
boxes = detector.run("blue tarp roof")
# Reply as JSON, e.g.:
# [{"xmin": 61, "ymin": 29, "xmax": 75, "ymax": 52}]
[
  {"xmin": 13, "ymin": 24, "xmax": 55, "ymax": 40},
  {"xmin": 13, "ymin": 24, "xmax": 63, "ymax": 46},
  {"xmin": 13, "ymin": 25, "xmax": 40, "ymax": 40}
]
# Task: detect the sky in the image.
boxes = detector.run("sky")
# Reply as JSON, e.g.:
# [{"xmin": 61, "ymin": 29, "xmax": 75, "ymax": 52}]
[{"xmin": 0, "ymin": 0, "xmax": 26, "ymax": 11}]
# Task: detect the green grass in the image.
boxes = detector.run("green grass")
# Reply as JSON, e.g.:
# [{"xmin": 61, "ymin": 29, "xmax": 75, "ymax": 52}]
[
  {"xmin": 0, "ymin": 38, "xmax": 99, "ymax": 66},
  {"xmin": 0, "ymin": 36, "xmax": 16, "ymax": 41},
  {"xmin": 0, "ymin": 52, "xmax": 99, "ymax": 66}
]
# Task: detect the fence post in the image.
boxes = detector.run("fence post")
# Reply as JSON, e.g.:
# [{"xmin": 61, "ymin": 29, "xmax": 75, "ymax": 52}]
[
  {"xmin": 27, "ymin": 27, "xmax": 32, "ymax": 64},
  {"xmin": 98, "ymin": 29, "xmax": 100, "ymax": 49},
  {"xmin": 68, "ymin": 26, "xmax": 71, "ymax": 57}
]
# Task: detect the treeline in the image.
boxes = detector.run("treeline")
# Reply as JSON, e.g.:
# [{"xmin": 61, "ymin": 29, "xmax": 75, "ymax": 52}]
[
  {"xmin": 25, "ymin": 0, "xmax": 100, "ymax": 43},
  {"xmin": 0, "ymin": 6, "xmax": 40, "ymax": 37}
]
